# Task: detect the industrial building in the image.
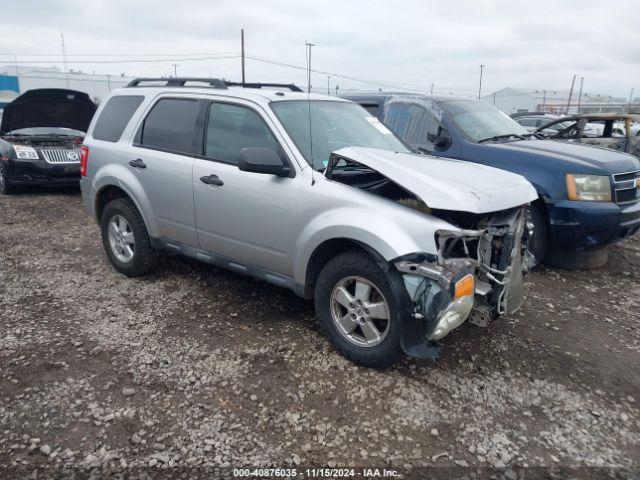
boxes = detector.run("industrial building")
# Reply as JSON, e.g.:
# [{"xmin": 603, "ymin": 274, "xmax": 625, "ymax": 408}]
[
  {"xmin": 0, "ymin": 65, "xmax": 133, "ymax": 105},
  {"xmin": 483, "ymin": 87, "xmax": 640, "ymax": 115}
]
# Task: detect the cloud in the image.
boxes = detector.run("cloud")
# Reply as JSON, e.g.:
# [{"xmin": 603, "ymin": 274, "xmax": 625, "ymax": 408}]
[{"xmin": 0, "ymin": 0, "xmax": 636, "ymax": 97}]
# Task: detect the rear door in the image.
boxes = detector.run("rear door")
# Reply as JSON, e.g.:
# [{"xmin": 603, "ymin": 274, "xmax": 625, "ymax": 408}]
[
  {"xmin": 193, "ymin": 99, "xmax": 301, "ymax": 275},
  {"xmin": 129, "ymin": 97, "xmax": 201, "ymax": 246}
]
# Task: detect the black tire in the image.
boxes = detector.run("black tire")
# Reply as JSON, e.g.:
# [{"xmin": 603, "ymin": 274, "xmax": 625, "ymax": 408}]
[
  {"xmin": 100, "ymin": 197, "xmax": 157, "ymax": 277},
  {"xmin": 0, "ymin": 162, "xmax": 14, "ymax": 195},
  {"xmin": 528, "ymin": 204, "xmax": 548, "ymax": 265},
  {"xmin": 314, "ymin": 250, "xmax": 403, "ymax": 368}
]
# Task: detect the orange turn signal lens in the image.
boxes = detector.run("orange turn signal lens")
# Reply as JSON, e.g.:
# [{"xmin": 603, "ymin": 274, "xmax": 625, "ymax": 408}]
[
  {"xmin": 454, "ymin": 274, "xmax": 475, "ymax": 300},
  {"xmin": 566, "ymin": 174, "xmax": 579, "ymax": 200}
]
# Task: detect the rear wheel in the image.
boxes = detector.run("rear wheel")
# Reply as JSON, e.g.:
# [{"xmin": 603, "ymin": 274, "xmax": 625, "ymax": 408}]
[
  {"xmin": 100, "ymin": 198, "xmax": 157, "ymax": 277},
  {"xmin": 0, "ymin": 162, "xmax": 14, "ymax": 195},
  {"xmin": 314, "ymin": 250, "xmax": 403, "ymax": 368}
]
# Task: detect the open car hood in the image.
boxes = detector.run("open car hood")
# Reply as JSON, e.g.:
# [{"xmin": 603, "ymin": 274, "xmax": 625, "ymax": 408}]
[
  {"xmin": 330, "ymin": 147, "xmax": 537, "ymax": 214},
  {"xmin": 0, "ymin": 89, "xmax": 96, "ymax": 135}
]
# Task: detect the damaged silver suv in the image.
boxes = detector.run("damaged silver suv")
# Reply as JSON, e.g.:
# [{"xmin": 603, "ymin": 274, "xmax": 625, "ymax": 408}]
[{"xmin": 80, "ymin": 78, "xmax": 537, "ymax": 367}]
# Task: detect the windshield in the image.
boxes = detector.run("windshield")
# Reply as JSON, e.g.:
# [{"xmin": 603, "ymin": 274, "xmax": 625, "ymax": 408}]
[
  {"xmin": 440, "ymin": 100, "xmax": 529, "ymax": 142},
  {"xmin": 271, "ymin": 100, "xmax": 410, "ymax": 170},
  {"xmin": 4, "ymin": 127, "xmax": 86, "ymax": 136}
]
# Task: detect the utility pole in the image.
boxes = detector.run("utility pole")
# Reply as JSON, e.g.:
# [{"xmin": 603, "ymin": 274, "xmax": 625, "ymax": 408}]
[
  {"xmin": 478, "ymin": 65, "xmax": 485, "ymax": 99},
  {"xmin": 335, "ymin": 85, "xmax": 339, "ymax": 96},
  {"xmin": 629, "ymin": 88, "xmax": 635, "ymax": 109},
  {"xmin": 172, "ymin": 64, "xmax": 178, "ymax": 77},
  {"xmin": 61, "ymin": 34, "xmax": 70, "ymax": 88},
  {"xmin": 541, "ymin": 89, "xmax": 547, "ymax": 112},
  {"xmin": 305, "ymin": 41, "xmax": 315, "ymax": 93},
  {"xmin": 327, "ymin": 76, "xmax": 330, "ymax": 95},
  {"xmin": 430, "ymin": 83, "xmax": 434, "ymax": 95},
  {"xmin": 565, "ymin": 74, "xmax": 576, "ymax": 114},
  {"xmin": 241, "ymin": 29, "xmax": 245, "ymax": 84},
  {"xmin": 577, "ymin": 77, "xmax": 584, "ymax": 112}
]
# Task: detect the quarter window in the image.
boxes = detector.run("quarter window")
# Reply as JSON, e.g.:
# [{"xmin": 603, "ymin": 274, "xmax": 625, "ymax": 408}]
[
  {"xmin": 205, "ymin": 103, "xmax": 279, "ymax": 164},
  {"xmin": 139, "ymin": 98, "xmax": 200, "ymax": 154},
  {"xmin": 93, "ymin": 95, "xmax": 144, "ymax": 142}
]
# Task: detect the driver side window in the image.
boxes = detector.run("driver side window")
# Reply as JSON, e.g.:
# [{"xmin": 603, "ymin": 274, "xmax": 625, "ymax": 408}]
[{"xmin": 383, "ymin": 102, "xmax": 450, "ymax": 153}]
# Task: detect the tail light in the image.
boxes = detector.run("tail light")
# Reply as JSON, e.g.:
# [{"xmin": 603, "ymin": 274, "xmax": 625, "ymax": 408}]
[{"xmin": 80, "ymin": 145, "xmax": 89, "ymax": 177}]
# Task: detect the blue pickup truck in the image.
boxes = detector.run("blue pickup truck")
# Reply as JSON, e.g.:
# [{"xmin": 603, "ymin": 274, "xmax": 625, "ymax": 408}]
[{"xmin": 343, "ymin": 93, "xmax": 640, "ymax": 268}]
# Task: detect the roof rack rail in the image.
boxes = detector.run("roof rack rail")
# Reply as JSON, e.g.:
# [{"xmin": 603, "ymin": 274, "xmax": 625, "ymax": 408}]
[
  {"xmin": 125, "ymin": 78, "xmax": 303, "ymax": 92},
  {"xmin": 126, "ymin": 78, "xmax": 228, "ymax": 89},
  {"xmin": 225, "ymin": 82, "xmax": 303, "ymax": 92}
]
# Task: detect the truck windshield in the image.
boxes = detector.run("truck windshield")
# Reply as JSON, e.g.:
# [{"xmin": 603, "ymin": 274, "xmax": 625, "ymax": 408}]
[
  {"xmin": 440, "ymin": 100, "xmax": 529, "ymax": 143},
  {"xmin": 271, "ymin": 100, "xmax": 410, "ymax": 170}
]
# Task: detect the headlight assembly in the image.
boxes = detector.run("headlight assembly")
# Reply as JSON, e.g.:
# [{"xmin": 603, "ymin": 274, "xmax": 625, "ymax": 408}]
[
  {"xmin": 13, "ymin": 145, "xmax": 39, "ymax": 160},
  {"xmin": 566, "ymin": 174, "xmax": 611, "ymax": 202}
]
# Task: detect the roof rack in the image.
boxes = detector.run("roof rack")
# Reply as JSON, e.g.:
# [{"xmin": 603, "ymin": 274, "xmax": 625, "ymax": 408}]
[
  {"xmin": 225, "ymin": 82, "xmax": 303, "ymax": 92},
  {"xmin": 126, "ymin": 78, "xmax": 228, "ymax": 88},
  {"xmin": 126, "ymin": 78, "xmax": 303, "ymax": 92}
]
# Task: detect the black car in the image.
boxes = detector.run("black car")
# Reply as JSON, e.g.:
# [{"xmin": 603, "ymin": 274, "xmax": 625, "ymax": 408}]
[{"xmin": 0, "ymin": 89, "xmax": 96, "ymax": 194}]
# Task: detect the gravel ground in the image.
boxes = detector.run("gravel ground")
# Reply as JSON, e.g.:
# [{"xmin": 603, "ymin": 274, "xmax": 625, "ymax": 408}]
[{"xmin": 1, "ymin": 188, "xmax": 639, "ymax": 479}]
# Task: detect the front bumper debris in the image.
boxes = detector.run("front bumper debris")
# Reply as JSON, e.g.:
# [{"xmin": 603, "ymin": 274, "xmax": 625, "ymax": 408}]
[{"xmin": 393, "ymin": 207, "xmax": 528, "ymax": 358}]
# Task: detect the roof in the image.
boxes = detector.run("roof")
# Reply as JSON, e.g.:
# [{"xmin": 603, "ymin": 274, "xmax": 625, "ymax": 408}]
[
  {"xmin": 341, "ymin": 92, "xmax": 478, "ymax": 104},
  {"xmin": 550, "ymin": 113, "xmax": 640, "ymax": 122},
  {"xmin": 116, "ymin": 78, "xmax": 349, "ymax": 105}
]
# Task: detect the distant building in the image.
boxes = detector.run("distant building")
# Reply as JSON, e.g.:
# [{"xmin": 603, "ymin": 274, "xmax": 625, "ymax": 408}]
[
  {"xmin": 0, "ymin": 65, "xmax": 133, "ymax": 104},
  {"xmin": 484, "ymin": 86, "xmax": 639, "ymax": 115},
  {"xmin": 481, "ymin": 87, "xmax": 537, "ymax": 114}
]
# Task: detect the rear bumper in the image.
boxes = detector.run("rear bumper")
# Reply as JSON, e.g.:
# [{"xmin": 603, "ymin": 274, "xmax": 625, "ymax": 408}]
[
  {"xmin": 548, "ymin": 199, "xmax": 640, "ymax": 250},
  {"xmin": 5, "ymin": 158, "xmax": 80, "ymax": 186},
  {"xmin": 79, "ymin": 177, "xmax": 96, "ymax": 220}
]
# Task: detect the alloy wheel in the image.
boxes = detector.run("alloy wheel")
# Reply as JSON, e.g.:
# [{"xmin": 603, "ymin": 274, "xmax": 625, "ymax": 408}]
[
  {"xmin": 330, "ymin": 276, "xmax": 390, "ymax": 347},
  {"xmin": 107, "ymin": 214, "xmax": 135, "ymax": 263}
]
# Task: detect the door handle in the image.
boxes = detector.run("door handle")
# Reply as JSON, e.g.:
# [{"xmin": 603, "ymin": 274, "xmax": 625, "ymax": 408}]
[
  {"xmin": 200, "ymin": 174, "xmax": 224, "ymax": 186},
  {"xmin": 129, "ymin": 158, "xmax": 147, "ymax": 169}
]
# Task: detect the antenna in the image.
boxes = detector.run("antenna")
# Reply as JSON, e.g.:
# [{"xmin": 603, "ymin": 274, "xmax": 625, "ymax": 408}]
[{"xmin": 305, "ymin": 41, "xmax": 316, "ymax": 185}]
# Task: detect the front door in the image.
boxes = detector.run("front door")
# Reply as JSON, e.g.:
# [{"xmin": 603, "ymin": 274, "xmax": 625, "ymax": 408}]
[{"xmin": 193, "ymin": 100, "xmax": 301, "ymax": 275}]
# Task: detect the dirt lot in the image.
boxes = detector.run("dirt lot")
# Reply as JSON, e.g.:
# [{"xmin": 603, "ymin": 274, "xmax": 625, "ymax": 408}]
[{"xmin": 1, "ymin": 188, "xmax": 639, "ymax": 479}]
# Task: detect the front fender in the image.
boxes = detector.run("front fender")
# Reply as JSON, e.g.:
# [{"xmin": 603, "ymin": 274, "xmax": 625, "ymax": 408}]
[
  {"xmin": 292, "ymin": 205, "xmax": 449, "ymax": 287},
  {"xmin": 92, "ymin": 163, "xmax": 160, "ymax": 238}
]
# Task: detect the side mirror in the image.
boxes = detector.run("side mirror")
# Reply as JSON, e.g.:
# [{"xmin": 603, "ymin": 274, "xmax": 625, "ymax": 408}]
[
  {"xmin": 239, "ymin": 148, "xmax": 291, "ymax": 177},
  {"xmin": 427, "ymin": 132, "xmax": 452, "ymax": 151}
]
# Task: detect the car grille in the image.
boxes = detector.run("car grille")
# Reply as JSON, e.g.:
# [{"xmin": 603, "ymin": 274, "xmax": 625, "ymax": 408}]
[
  {"xmin": 39, "ymin": 148, "xmax": 82, "ymax": 164},
  {"xmin": 612, "ymin": 170, "xmax": 640, "ymax": 204}
]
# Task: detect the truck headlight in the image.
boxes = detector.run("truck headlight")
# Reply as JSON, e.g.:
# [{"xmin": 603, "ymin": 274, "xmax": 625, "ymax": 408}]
[
  {"xmin": 13, "ymin": 145, "xmax": 39, "ymax": 160},
  {"xmin": 566, "ymin": 174, "xmax": 611, "ymax": 202}
]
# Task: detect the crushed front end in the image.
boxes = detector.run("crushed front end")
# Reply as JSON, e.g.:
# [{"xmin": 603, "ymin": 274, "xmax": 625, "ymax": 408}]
[{"xmin": 393, "ymin": 206, "xmax": 532, "ymax": 358}]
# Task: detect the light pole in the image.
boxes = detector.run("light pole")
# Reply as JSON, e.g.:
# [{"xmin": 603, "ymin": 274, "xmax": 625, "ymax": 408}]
[
  {"xmin": 478, "ymin": 65, "xmax": 485, "ymax": 99},
  {"xmin": 172, "ymin": 64, "xmax": 178, "ymax": 78}
]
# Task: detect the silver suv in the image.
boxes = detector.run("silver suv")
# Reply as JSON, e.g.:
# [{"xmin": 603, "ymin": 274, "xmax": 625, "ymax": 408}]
[{"xmin": 80, "ymin": 78, "xmax": 537, "ymax": 367}]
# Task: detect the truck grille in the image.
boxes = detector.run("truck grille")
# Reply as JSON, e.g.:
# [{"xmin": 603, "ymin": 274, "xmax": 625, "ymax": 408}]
[
  {"xmin": 39, "ymin": 148, "xmax": 82, "ymax": 164},
  {"xmin": 612, "ymin": 170, "xmax": 640, "ymax": 204}
]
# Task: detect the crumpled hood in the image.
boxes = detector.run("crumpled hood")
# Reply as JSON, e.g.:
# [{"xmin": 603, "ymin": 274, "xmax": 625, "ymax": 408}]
[
  {"xmin": 331, "ymin": 147, "xmax": 538, "ymax": 214},
  {"xmin": 0, "ymin": 89, "xmax": 96, "ymax": 135},
  {"xmin": 485, "ymin": 139, "xmax": 639, "ymax": 173}
]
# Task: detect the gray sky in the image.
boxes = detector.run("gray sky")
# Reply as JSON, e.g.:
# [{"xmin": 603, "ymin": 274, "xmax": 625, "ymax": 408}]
[{"xmin": 2, "ymin": 0, "xmax": 638, "ymax": 98}]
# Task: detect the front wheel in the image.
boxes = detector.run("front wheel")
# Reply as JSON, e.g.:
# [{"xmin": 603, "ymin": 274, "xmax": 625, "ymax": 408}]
[
  {"xmin": 0, "ymin": 162, "xmax": 14, "ymax": 194},
  {"xmin": 314, "ymin": 250, "xmax": 403, "ymax": 368},
  {"xmin": 100, "ymin": 198, "xmax": 157, "ymax": 277},
  {"xmin": 528, "ymin": 204, "xmax": 548, "ymax": 265}
]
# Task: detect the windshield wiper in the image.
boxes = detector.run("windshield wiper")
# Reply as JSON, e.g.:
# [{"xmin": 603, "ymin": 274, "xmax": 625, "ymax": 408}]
[{"xmin": 478, "ymin": 133, "xmax": 527, "ymax": 143}]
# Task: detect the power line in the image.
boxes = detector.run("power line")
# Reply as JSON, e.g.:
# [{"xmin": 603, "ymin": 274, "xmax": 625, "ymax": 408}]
[{"xmin": 0, "ymin": 54, "xmax": 241, "ymax": 64}]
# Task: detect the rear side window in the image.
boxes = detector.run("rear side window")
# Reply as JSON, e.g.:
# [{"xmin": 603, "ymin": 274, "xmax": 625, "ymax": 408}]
[
  {"xmin": 139, "ymin": 98, "xmax": 200, "ymax": 154},
  {"xmin": 93, "ymin": 95, "xmax": 144, "ymax": 142}
]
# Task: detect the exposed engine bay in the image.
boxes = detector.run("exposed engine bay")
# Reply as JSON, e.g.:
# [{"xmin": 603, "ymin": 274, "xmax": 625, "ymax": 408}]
[{"xmin": 325, "ymin": 154, "xmax": 533, "ymax": 356}]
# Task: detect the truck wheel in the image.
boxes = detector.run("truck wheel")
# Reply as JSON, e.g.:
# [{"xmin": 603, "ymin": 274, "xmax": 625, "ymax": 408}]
[
  {"xmin": 100, "ymin": 198, "xmax": 157, "ymax": 277},
  {"xmin": 0, "ymin": 163, "xmax": 14, "ymax": 195},
  {"xmin": 314, "ymin": 250, "xmax": 403, "ymax": 368},
  {"xmin": 528, "ymin": 204, "xmax": 548, "ymax": 265}
]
